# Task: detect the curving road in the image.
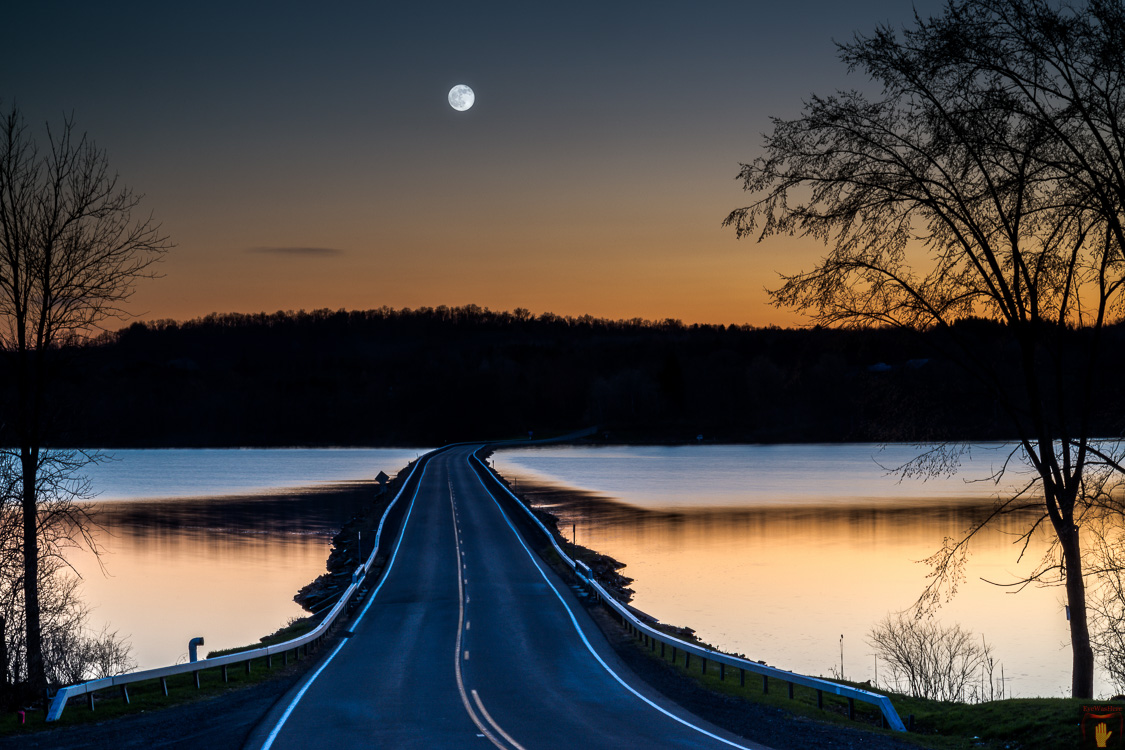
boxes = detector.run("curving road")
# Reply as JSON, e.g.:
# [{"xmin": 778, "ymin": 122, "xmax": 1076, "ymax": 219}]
[{"xmin": 251, "ymin": 445, "xmax": 773, "ymax": 749}]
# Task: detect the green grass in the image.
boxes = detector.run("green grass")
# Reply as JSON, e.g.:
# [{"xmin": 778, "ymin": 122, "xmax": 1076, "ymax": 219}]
[
  {"xmin": 206, "ymin": 616, "xmax": 317, "ymax": 657},
  {"xmin": 633, "ymin": 631, "xmax": 894, "ymax": 726},
  {"xmin": 893, "ymin": 694, "xmax": 1088, "ymax": 750},
  {"xmin": 0, "ymin": 634, "xmax": 323, "ymax": 736}
]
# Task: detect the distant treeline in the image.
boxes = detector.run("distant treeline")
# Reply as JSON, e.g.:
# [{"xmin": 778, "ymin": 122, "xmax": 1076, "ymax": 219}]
[{"xmin": 18, "ymin": 305, "xmax": 1125, "ymax": 447}]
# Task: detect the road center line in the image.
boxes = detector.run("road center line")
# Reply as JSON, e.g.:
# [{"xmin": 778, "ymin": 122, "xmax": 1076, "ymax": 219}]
[
  {"xmin": 450, "ymin": 480, "xmax": 513, "ymax": 750},
  {"xmin": 473, "ymin": 689, "xmax": 529, "ymax": 750}
]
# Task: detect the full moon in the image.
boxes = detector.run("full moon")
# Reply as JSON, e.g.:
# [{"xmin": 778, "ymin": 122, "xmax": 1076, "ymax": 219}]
[{"xmin": 448, "ymin": 84, "xmax": 475, "ymax": 111}]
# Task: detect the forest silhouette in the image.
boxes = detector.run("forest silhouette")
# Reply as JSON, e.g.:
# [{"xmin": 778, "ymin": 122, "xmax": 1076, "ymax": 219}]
[{"xmin": 16, "ymin": 305, "xmax": 1121, "ymax": 448}]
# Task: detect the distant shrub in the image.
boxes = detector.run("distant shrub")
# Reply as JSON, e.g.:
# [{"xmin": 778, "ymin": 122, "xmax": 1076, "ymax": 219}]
[{"xmin": 868, "ymin": 613, "xmax": 1002, "ymax": 703}]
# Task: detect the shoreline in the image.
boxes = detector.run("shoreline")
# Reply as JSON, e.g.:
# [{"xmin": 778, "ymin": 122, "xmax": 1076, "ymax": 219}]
[{"xmin": 485, "ymin": 461, "xmax": 703, "ymax": 640}]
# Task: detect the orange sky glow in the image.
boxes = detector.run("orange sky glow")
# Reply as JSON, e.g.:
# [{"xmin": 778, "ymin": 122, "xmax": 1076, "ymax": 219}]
[{"xmin": 4, "ymin": 1, "xmax": 944, "ymax": 331}]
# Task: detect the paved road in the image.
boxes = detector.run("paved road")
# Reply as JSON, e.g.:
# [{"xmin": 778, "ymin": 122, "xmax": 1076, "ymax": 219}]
[{"xmin": 251, "ymin": 445, "xmax": 772, "ymax": 749}]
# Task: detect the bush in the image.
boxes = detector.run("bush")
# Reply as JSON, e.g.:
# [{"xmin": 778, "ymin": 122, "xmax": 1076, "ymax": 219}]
[{"xmin": 868, "ymin": 613, "xmax": 1001, "ymax": 702}]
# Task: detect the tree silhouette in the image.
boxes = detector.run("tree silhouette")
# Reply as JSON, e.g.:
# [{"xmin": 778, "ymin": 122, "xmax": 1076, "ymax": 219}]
[
  {"xmin": 726, "ymin": 0, "xmax": 1125, "ymax": 698},
  {"xmin": 0, "ymin": 106, "xmax": 168, "ymax": 694}
]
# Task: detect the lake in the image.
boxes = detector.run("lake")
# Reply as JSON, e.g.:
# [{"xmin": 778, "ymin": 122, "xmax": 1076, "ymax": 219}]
[
  {"xmin": 63, "ymin": 443, "xmax": 1098, "ymax": 698},
  {"xmin": 66, "ymin": 448, "xmax": 424, "ymax": 670},
  {"xmin": 491, "ymin": 443, "xmax": 1094, "ymax": 699}
]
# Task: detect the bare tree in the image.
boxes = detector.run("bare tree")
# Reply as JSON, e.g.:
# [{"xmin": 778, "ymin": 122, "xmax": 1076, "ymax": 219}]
[
  {"xmin": 726, "ymin": 0, "xmax": 1125, "ymax": 698},
  {"xmin": 1081, "ymin": 480, "xmax": 1125, "ymax": 696},
  {"xmin": 868, "ymin": 613, "xmax": 1001, "ymax": 702},
  {"xmin": 2, "ymin": 547, "xmax": 135, "ymax": 694},
  {"xmin": 0, "ymin": 106, "xmax": 169, "ymax": 694}
]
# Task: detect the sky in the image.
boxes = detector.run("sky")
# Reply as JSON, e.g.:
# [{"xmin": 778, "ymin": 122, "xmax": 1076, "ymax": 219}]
[{"xmin": 2, "ymin": 1, "xmax": 942, "ymax": 328}]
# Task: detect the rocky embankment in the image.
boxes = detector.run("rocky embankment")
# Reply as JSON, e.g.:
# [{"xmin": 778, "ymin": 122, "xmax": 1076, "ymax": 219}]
[
  {"xmin": 294, "ymin": 463, "xmax": 414, "ymax": 614},
  {"xmin": 483, "ymin": 460, "xmax": 637, "ymax": 603},
  {"xmin": 484, "ymin": 459, "xmax": 709, "ymax": 642}
]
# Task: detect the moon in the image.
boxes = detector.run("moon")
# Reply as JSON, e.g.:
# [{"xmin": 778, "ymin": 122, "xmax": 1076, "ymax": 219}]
[{"xmin": 448, "ymin": 84, "xmax": 475, "ymax": 111}]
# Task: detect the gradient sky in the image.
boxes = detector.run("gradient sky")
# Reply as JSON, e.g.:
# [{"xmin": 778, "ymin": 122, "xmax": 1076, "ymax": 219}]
[{"xmin": 3, "ymin": 1, "xmax": 941, "ymax": 327}]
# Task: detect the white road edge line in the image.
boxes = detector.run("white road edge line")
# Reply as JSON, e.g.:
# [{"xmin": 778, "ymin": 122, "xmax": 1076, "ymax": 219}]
[
  {"xmin": 257, "ymin": 458, "xmax": 431, "ymax": 750},
  {"xmin": 470, "ymin": 455, "xmax": 763, "ymax": 750},
  {"xmin": 450, "ymin": 480, "xmax": 513, "ymax": 750},
  {"xmin": 473, "ymin": 689, "xmax": 529, "ymax": 750}
]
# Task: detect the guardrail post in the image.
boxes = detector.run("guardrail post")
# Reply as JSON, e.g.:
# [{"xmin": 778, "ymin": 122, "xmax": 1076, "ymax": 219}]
[
  {"xmin": 817, "ymin": 689, "xmax": 823, "ymax": 708},
  {"xmin": 685, "ymin": 653, "xmax": 691, "ymax": 669},
  {"xmin": 672, "ymin": 646, "xmax": 677, "ymax": 663},
  {"xmin": 283, "ymin": 650, "xmax": 289, "ymax": 666},
  {"xmin": 787, "ymin": 682, "xmax": 794, "ymax": 699},
  {"xmin": 762, "ymin": 675, "xmax": 769, "ymax": 694},
  {"xmin": 740, "ymin": 668, "xmax": 745, "ymax": 687},
  {"xmin": 88, "ymin": 691, "xmax": 95, "ymax": 711},
  {"xmin": 246, "ymin": 660, "xmax": 252, "ymax": 676},
  {"xmin": 701, "ymin": 657, "xmax": 706, "ymax": 675},
  {"xmin": 267, "ymin": 654, "xmax": 273, "ymax": 669},
  {"xmin": 719, "ymin": 663, "xmax": 725, "ymax": 681},
  {"xmin": 120, "ymin": 685, "xmax": 130, "ymax": 704},
  {"xmin": 222, "ymin": 665, "xmax": 229, "ymax": 683},
  {"xmin": 848, "ymin": 698, "xmax": 855, "ymax": 720},
  {"xmin": 193, "ymin": 671, "xmax": 200, "ymax": 689},
  {"xmin": 660, "ymin": 642, "xmax": 665, "ymax": 658},
  {"xmin": 161, "ymin": 677, "xmax": 168, "ymax": 696}
]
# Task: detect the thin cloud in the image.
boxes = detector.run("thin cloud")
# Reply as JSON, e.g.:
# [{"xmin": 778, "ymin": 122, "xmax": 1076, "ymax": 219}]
[{"xmin": 247, "ymin": 246, "xmax": 346, "ymax": 257}]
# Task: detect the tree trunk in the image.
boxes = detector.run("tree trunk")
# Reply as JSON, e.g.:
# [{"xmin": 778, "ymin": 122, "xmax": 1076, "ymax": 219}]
[
  {"xmin": 20, "ymin": 446, "xmax": 45, "ymax": 693},
  {"xmin": 1060, "ymin": 521, "xmax": 1095, "ymax": 698},
  {"xmin": 0, "ymin": 614, "xmax": 8, "ymax": 689}
]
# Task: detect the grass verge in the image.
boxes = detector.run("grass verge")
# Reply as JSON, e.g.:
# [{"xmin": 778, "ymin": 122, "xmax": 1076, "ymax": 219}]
[{"xmin": 0, "ymin": 641, "xmax": 321, "ymax": 737}]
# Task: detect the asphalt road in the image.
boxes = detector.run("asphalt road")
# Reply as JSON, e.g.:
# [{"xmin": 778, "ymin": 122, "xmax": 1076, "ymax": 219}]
[{"xmin": 247, "ymin": 446, "xmax": 773, "ymax": 750}]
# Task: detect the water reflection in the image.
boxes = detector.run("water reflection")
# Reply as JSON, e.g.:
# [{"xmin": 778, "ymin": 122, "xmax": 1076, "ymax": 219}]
[
  {"xmin": 66, "ymin": 449, "xmax": 412, "ymax": 672},
  {"xmin": 69, "ymin": 484, "xmax": 375, "ymax": 670},
  {"xmin": 495, "ymin": 445, "xmax": 1085, "ymax": 698},
  {"xmin": 91, "ymin": 482, "xmax": 373, "ymax": 540}
]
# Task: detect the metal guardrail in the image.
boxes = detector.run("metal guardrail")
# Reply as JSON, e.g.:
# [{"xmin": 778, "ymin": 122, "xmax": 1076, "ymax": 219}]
[
  {"xmin": 469, "ymin": 447, "xmax": 907, "ymax": 733},
  {"xmin": 45, "ymin": 452, "xmax": 432, "ymax": 722}
]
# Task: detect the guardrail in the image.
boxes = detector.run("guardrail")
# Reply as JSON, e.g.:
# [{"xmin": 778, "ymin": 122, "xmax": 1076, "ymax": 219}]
[
  {"xmin": 45, "ymin": 451, "xmax": 433, "ymax": 722},
  {"xmin": 469, "ymin": 447, "xmax": 907, "ymax": 733}
]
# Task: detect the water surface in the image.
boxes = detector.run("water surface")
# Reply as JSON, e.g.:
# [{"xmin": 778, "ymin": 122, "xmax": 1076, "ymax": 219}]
[
  {"xmin": 493, "ymin": 444, "xmax": 1089, "ymax": 699},
  {"xmin": 68, "ymin": 448, "xmax": 423, "ymax": 670}
]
